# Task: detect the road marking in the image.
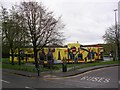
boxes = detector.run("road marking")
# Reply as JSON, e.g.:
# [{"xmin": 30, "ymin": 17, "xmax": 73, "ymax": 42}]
[
  {"xmin": 68, "ymin": 66, "xmax": 118, "ymax": 78},
  {"xmin": 119, "ymin": 80, "xmax": 120, "ymax": 84},
  {"xmin": 68, "ymin": 68, "xmax": 105, "ymax": 78},
  {"xmin": 45, "ymin": 68, "xmax": 106, "ymax": 79},
  {"xmin": 44, "ymin": 67, "xmax": 115, "ymax": 80},
  {"xmin": 80, "ymin": 76, "xmax": 110, "ymax": 83},
  {"xmin": 25, "ymin": 86, "xmax": 31, "ymax": 88},
  {"xmin": 25, "ymin": 86, "xmax": 36, "ymax": 90},
  {"xmin": 1, "ymin": 80, "xmax": 10, "ymax": 84},
  {"xmin": 83, "ymin": 86, "xmax": 91, "ymax": 88},
  {"xmin": 44, "ymin": 75, "xmax": 58, "ymax": 78}
]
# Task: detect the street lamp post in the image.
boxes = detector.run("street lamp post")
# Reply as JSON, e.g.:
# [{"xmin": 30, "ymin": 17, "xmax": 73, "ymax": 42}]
[{"xmin": 114, "ymin": 9, "xmax": 118, "ymax": 60}]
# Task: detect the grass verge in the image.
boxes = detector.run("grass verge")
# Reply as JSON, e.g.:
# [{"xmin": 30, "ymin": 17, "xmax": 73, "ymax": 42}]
[
  {"xmin": 2, "ymin": 58, "xmax": 50, "ymax": 72},
  {"xmin": 2, "ymin": 58, "xmax": 119, "ymax": 72},
  {"xmin": 68, "ymin": 60, "xmax": 119, "ymax": 71},
  {"xmin": 0, "ymin": 63, "xmax": 2, "ymax": 68}
]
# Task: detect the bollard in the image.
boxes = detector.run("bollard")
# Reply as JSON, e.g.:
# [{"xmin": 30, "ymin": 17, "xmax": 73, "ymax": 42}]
[
  {"xmin": 36, "ymin": 68, "xmax": 40, "ymax": 76},
  {"xmin": 62, "ymin": 58, "xmax": 67, "ymax": 72}
]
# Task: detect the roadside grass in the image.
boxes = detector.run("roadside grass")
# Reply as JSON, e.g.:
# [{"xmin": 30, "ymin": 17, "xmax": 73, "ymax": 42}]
[
  {"xmin": 68, "ymin": 60, "xmax": 119, "ymax": 71},
  {"xmin": 2, "ymin": 58, "xmax": 9, "ymax": 63},
  {"xmin": 2, "ymin": 58, "xmax": 53, "ymax": 72},
  {"xmin": 0, "ymin": 58, "xmax": 2, "ymax": 68},
  {"xmin": 2, "ymin": 58, "xmax": 119, "ymax": 72},
  {"xmin": 53, "ymin": 63, "xmax": 82, "ymax": 70},
  {"xmin": 0, "ymin": 63, "xmax": 2, "ymax": 68},
  {"xmin": 2, "ymin": 58, "xmax": 83, "ymax": 71},
  {"xmin": 2, "ymin": 58, "xmax": 25, "ymax": 64},
  {"xmin": 54, "ymin": 60, "xmax": 119, "ymax": 71},
  {"xmin": 2, "ymin": 63, "xmax": 53, "ymax": 72}
]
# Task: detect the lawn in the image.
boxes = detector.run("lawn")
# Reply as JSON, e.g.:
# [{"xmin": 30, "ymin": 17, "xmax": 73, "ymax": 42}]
[
  {"xmin": 0, "ymin": 63, "xmax": 1, "ymax": 68},
  {"xmin": 68, "ymin": 60, "xmax": 119, "ymax": 71},
  {"xmin": 2, "ymin": 58, "xmax": 85, "ymax": 72},
  {"xmin": 2, "ymin": 58, "xmax": 119, "ymax": 72},
  {"xmin": 2, "ymin": 58, "xmax": 53, "ymax": 72}
]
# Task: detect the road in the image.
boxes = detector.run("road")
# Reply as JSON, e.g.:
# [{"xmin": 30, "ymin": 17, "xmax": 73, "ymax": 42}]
[{"xmin": 2, "ymin": 66, "xmax": 119, "ymax": 89}]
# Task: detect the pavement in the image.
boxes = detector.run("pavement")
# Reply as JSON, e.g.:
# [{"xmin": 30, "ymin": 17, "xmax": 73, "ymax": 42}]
[{"xmin": 2, "ymin": 63, "xmax": 119, "ymax": 78}]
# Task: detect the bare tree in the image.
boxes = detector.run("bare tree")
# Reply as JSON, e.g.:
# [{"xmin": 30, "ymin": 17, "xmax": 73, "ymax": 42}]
[{"xmin": 17, "ymin": 2, "xmax": 65, "ymax": 75}]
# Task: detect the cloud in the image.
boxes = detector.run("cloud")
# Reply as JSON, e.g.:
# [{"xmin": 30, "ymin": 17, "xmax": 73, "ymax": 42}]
[
  {"xmin": 0, "ymin": 0, "xmax": 119, "ymax": 45},
  {"xmin": 55, "ymin": 1, "xmax": 118, "ymax": 45}
]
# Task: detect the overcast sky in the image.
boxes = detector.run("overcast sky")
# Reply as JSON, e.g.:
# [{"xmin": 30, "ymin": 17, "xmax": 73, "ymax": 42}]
[{"xmin": 0, "ymin": 0, "xmax": 119, "ymax": 45}]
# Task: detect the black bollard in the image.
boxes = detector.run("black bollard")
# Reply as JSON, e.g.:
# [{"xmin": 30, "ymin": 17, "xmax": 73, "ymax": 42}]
[
  {"xmin": 62, "ymin": 58, "xmax": 67, "ymax": 72},
  {"xmin": 36, "ymin": 68, "xmax": 40, "ymax": 76}
]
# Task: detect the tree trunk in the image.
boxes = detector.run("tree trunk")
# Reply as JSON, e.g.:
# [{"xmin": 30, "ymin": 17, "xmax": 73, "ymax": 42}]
[
  {"xmin": 33, "ymin": 44, "xmax": 39, "ymax": 76},
  {"xmin": 18, "ymin": 48, "xmax": 21, "ymax": 65},
  {"xmin": 34, "ymin": 47, "xmax": 38, "ymax": 68},
  {"xmin": 11, "ymin": 49, "xmax": 14, "ymax": 65}
]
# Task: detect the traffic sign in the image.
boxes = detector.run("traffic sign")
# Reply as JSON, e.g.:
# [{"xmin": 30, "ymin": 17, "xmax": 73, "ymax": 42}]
[{"xmin": 72, "ymin": 47, "xmax": 76, "ymax": 52}]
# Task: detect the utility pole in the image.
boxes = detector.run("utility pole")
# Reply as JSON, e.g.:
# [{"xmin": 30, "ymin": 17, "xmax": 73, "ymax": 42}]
[
  {"xmin": 114, "ymin": 9, "xmax": 119, "ymax": 60},
  {"xmin": 118, "ymin": 2, "xmax": 120, "ymax": 60}
]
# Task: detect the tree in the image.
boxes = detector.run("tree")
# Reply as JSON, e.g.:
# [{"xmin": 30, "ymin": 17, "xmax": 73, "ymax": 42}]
[
  {"xmin": 1, "ymin": 6, "xmax": 29, "ymax": 65},
  {"xmin": 1, "ymin": 7, "xmax": 17, "ymax": 65},
  {"xmin": 9, "ymin": 6, "xmax": 30, "ymax": 65},
  {"xmin": 103, "ymin": 25, "xmax": 120, "ymax": 60},
  {"xmin": 16, "ymin": 2, "xmax": 65, "ymax": 75}
]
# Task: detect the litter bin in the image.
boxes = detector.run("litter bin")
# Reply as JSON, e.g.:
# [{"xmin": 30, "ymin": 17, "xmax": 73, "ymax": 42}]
[{"xmin": 62, "ymin": 61, "xmax": 67, "ymax": 72}]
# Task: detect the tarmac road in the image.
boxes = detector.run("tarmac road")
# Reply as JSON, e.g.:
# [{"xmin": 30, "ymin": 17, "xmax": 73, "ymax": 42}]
[
  {"xmin": 45, "ymin": 66, "xmax": 119, "ymax": 88},
  {"xmin": 2, "ymin": 66, "xmax": 119, "ymax": 89}
]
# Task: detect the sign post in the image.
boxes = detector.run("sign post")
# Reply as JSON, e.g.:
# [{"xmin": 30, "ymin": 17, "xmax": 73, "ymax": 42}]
[{"xmin": 72, "ymin": 47, "xmax": 76, "ymax": 70}]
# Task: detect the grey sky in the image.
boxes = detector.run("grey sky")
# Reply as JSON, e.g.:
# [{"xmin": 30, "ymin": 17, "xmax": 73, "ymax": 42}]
[{"xmin": 0, "ymin": 0, "xmax": 119, "ymax": 45}]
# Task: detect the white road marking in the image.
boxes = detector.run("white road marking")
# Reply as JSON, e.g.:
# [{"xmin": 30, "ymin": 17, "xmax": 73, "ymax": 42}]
[
  {"xmin": 1, "ymin": 80, "xmax": 10, "ymax": 84},
  {"xmin": 25, "ymin": 86, "xmax": 31, "ymax": 88},
  {"xmin": 45, "ymin": 68, "xmax": 106, "ymax": 79},
  {"xmin": 44, "ymin": 75, "xmax": 58, "ymax": 78},
  {"xmin": 44, "ymin": 67, "xmax": 115, "ymax": 80},
  {"xmin": 80, "ymin": 76, "xmax": 110, "ymax": 83},
  {"xmin": 25, "ymin": 86, "xmax": 36, "ymax": 90},
  {"xmin": 68, "ymin": 68, "xmax": 105, "ymax": 78},
  {"xmin": 119, "ymin": 80, "xmax": 120, "ymax": 84},
  {"xmin": 83, "ymin": 86, "xmax": 91, "ymax": 88}
]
